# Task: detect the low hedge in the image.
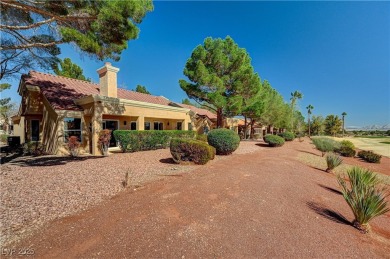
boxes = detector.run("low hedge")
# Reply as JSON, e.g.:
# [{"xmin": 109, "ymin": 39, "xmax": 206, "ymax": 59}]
[
  {"xmin": 311, "ymin": 137, "xmax": 341, "ymax": 156},
  {"xmin": 357, "ymin": 150, "xmax": 381, "ymax": 163},
  {"xmin": 278, "ymin": 132, "xmax": 295, "ymax": 141},
  {"xmin": 207, "ymin": 128, "xmax": 240, "ymax": 155},
  {"xmin": 196, "ymin": 134, "xmax": 208, "ymax": 142},
  {"xmin": 264, "ymin": 134, "xmax": 285, "ymax": 147},
  {"xmin": 336, "ymin": 140, "xmax": 356, "ymax": 157},
  {"xmin": 113, "ymin": 130, "xmax": 196, "ymax": 152},
  {"xmin": 170, "ymin": 138, "xmax": 215, "ymax": 165}
]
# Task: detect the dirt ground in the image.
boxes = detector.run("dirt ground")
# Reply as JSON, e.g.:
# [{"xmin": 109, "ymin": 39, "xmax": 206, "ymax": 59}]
[{"xmin": 4, "ymin": 138, "xmax": 390, "ymax": 258}]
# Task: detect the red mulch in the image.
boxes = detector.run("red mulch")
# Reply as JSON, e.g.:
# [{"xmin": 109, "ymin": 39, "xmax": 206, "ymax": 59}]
[{"xmin": 6, "ymin": 138, "xmax": 390, "ymax": 258}]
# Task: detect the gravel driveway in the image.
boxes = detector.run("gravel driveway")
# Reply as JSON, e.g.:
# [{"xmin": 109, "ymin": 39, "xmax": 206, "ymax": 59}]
[{"xmin": 0, "ymin": 141, "xmax": 262, "ymax": 245}]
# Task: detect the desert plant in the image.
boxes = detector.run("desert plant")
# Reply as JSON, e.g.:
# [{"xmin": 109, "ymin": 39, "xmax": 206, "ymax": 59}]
[
  {"xmin": 207, "ymin": 128, "xmax": 240, "ymax": 155},
  {"xmin": 311, "ymin": 137, "xmax": 341, "ymax": 156},
  {"xmin": 98, "ymin": 129, "xmax": 111, "ymax": 156},
  {"xmin": 357, "ymin": 150, "xmax": 382, "ymax": 163},
  {"xmin": 337, "ymin": 167, "xmax": 389, "ymax": 233},
  {"xmin": 264, "ymin": 134, "xmax": 285, "ymax": 147},
  {"xmin": 340, "ymin": 140, "xmax": 355, "ymax": 149},
  {"xmin": 170, "ymin": 138, "xmax": 216, "ymax": 165},
  {"xmin": 325, "ymin": 152, "xmax": 343, "ymax": 172},
  {"xmin": 338, "ymin": 146, "xmax": 356, "ymax": 157},
  {"xmin": 67, "ymin": 136, "xmax": 80, "ymax": 157},
  {"xmin": 279, "ymin": 131, "xmax": 295, "ymax": 141}
]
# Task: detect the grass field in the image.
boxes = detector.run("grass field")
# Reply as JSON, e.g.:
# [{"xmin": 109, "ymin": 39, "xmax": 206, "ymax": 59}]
[{"xmin": 333, "ymin": 136, "xmax": 390, "ymax": 158}]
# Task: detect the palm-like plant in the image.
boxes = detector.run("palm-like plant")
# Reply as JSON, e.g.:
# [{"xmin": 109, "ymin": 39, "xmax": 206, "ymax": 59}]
[
  {"xmin": 341, "ymin": 112, "xmax": 347, "ymax": 137},
  {"xmin": 306, "ymin": 104, "xmax": 314, "ymax": 138},
  {"xmin": 290, "ymin": 91, "xmax": 303, "ymax": 130},
  {"xmin": 325, "ymin": 152, "xmax": 342, "ymax": 172},
  {"xmin": 337, "ymin": 167, "xmax": 389, "ymax": 233}
]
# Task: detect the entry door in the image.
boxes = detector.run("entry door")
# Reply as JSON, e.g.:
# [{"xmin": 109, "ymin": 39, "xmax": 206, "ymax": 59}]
[{"xmin": 102, "ymin": 120, "xmax": 118, "ymax": 147}]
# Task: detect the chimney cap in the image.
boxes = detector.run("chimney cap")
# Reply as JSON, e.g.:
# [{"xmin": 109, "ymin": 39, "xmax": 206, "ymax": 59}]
[{"xmin": 97, "ymin": 62, "xmax": 119, "ymax": 74}]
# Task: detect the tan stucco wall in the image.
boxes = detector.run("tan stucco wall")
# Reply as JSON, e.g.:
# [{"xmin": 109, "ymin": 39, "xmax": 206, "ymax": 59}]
[{"xmin": 12, "ymin": 117, "xmax": 25, "ymax": 143}]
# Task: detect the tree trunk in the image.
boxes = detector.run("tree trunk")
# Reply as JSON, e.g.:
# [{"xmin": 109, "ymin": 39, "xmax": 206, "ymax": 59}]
[
  {"xmin": 250, "ymin": 119, "xmax": 255, "ymax": 139},
  {"xmin": 308, "ymin": 116, "xmax": 311, "ymax": 138},
  {"xmin": 216, "ymin": 108, "xmax": 224, "ymax": 128},
  {"xmin": 244, "ymin": 116, "xmax": 248, "ymax": 139}
]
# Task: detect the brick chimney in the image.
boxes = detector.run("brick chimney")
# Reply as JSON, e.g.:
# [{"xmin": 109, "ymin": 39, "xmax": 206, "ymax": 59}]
[{"xmin": 97, "ymin": 62, "xmax": 120, "ymax": 98}]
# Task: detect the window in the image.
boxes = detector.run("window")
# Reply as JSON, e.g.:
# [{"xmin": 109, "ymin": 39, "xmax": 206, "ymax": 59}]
[
  {"xmin": 130, "ymin": 121, "xmax": 137, "ymax": 130},
  {"xmin": 154, "ymin": 122, "xmax": 163, "ymax": 130},
  {"xmin": 177, "ymin": 122, "xmax": 182, "ymax": 130},
  {"xmin": 188, "ymin": 123, "xmax": 193, "ymax": 131},
  {"xmin": 31, "ymin": 120, "xmax": 40, "ymax": 141},
  {"xmin": 64, "ymin": 118, "xmax": 82, "ymax": 142},
  {"xmin": 144, "ymin": 122, "xmax": 151, "ymax": 130}
]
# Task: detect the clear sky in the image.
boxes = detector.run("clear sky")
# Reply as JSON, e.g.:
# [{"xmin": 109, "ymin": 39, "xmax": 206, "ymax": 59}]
[{"xmin": 3, "ymin": 1, "xmax": 390, "ymax": 127}]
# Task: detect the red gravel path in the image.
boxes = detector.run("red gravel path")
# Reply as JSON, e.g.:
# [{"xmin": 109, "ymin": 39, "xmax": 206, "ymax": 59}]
[{"xmin": 6, "ymin": 139, "xmax": 390, "ymax": 258}]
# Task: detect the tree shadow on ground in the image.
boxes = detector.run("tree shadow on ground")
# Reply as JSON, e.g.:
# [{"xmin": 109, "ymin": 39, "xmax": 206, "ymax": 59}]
[
  {"xmin": 306, "ymin": 201, "xmax": 351, "ymax": 225},
  {"xmin": 0, "ymin": 146, "xmax": 24, "ymax": 165},
  {"xmin": 255, "ymin": 143, "xmax": 271, "ymax": 148},
  {"xmin": 297, "ymin": 149, "xmax": 322, "ymax": 157},
  {"xmin": 159, "ymin": 158, "xmax": 176, "ymax": 164},
  {"xmin": 318, "ymin": 184, "xmax": 343, "ymax": 195},
  {"xmin": 9, "ymin": 155, "xmax": 105, "ymax": 167}
]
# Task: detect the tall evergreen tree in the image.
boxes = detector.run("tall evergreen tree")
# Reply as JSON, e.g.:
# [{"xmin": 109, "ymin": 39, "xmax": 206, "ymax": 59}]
[
  {"xmin": 0, "ymin": 83, "xmax": 16, "ymax": 133},
  {"xmin": 135, "ymin": 85, "xmax": 151, "ymax": 95},
  {"xmin": 179, "ymin": 36, "xmax": 259, "ymax": 128},
  {"xmin": 0, "ymin": 0, "xmax": 154, "ymax": 79},
  {"xmin": 52, "ymin": 58, "xmax": 90, "ymax": 81}
]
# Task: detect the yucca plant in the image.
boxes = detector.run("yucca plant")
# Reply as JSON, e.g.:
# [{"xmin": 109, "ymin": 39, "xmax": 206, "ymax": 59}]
[
  {"xmin": 325, "ymin": 152, "xmax": 343, "ymax": 173},
  {"xmin": 337, "ymin": 167, "xmax": 389, "ymax": 233}
]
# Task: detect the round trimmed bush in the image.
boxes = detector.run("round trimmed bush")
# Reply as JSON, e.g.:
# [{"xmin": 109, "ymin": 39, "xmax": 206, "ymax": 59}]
[
  {"xmin": 207, "ymin": 128, "xmax": 240, "ymax": 155},
  {"xmin": 170, "ymin": 138, "xmax": 215, "ymax": 165},
  {"xmin": 279, "ymin": 132, "xmax": 295, "ymax": 141},
  {"xmin": 264, "ymin": 134, "xmax": 285, "ymax": 147}
]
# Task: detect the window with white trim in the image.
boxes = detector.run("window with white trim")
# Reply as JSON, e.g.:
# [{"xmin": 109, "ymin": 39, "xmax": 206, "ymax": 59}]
[{"xmin": 64, "ymin": 118, "xmax": 82, "ymax": 142}]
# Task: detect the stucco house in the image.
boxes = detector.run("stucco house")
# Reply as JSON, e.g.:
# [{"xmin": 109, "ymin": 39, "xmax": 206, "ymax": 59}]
[
  {"xmin": 12, "ymin": 62, "xmax": 199, "ymax": 155},
  {"xmin": 12, "ymin": 62, "xmax": 242, "ymax": 155}
]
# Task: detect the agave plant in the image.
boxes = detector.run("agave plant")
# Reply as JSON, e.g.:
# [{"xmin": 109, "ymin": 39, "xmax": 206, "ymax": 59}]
[
  {"xmin": 325, "ymin": 152, "xmax": 343, "ymax": 173},
  {"xmin": 337, "ymin": 167, "xmax": 389, "ymax": 233}
]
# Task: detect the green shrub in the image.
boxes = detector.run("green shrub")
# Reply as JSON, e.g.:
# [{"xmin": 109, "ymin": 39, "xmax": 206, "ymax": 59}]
[
  {"xmin": 311, "ymin": 137, "xmax": 341, "ymax": 156},
  {"xmin": 0, "ymin": 134, "xmax": 9, "ymax": 143},
  {"xmin": 325, "ymin": 152, "xmax": 343, "ymax": 172},
  {"xmin": 357, "ymin": 150, "xmax": 382, "ymax": 163},
  {"xmin": 337, "ymin": 167, "xmax": 389, "ymax": 233},
  {"xmin": 170, "ymin": 138, "xmax": 216, "ymax": 165},
  {"xmin": 336, "ymin": 140, "xmax": 356, "ymax": 157},
  {"xmin": 278, "ymin": 132, "xmax": 295, "ymax": 141},
  {"xmin": 196, "ymin": 134, "xmax": 208, "ymax": 142},
  {"xmin": 264, "ymin": 134, "xmax": 285, "ymax": 147},
  {"xmin": 338, "ymin": 146, "xmax": 356, "ymax": 157},
  {"xmin": 23, "ymin": 142, "xmax": 48, "ymax": 156},
  {"xmin": 340, "ymin": 140, "xmax": 355, "ymax": 149},
  {"xmin": 113, "ymin": 130, "xmax": 196, "ymax": 152},
  {"xmin": 207, "ymin": 129, "xmax": 240, "ymax": 155}
]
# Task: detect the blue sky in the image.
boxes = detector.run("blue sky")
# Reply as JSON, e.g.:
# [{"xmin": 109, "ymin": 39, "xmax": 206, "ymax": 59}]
[{"xmin": 3, "ymin": 1, "xmax": 390, "ymax": 127}]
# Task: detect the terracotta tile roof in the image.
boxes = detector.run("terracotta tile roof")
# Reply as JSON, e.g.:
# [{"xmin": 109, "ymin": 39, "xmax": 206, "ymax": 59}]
[
  {"xmin": 22, "ymin": 71, "xmax": 173, "ymax": 110},
  {"xmin": 177, "ymin": 103, "xmax": 217, "ymax": 120}
]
